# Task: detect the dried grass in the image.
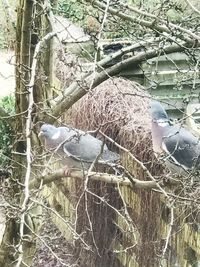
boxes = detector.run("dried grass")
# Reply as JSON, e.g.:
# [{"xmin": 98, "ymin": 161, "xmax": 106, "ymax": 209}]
[
  {"xmin": 66, "ymin": 77, "xmax": 159, "ymax": 170},
  {"xmin": 61, "ymin": 77, "xmax": 164, "ymax": 266}
]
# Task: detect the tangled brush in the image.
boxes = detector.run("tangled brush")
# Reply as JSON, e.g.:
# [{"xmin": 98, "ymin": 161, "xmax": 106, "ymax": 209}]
[
  {"xmin": 64, "ymin": 77, "xmax": 164, "ymax": 266},
  {"xmin": 66, "ymin": 77, "xmax": 159, "ymax": 169}
]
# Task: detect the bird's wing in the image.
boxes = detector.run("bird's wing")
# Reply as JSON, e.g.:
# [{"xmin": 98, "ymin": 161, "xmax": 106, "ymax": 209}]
[
  {"xmin": 62, "ymin": 128, "xmax": 107, "ymax": 163},
  {"xmin": 162, "ymin": 126, "xmax": 200, "ymax": 169}
]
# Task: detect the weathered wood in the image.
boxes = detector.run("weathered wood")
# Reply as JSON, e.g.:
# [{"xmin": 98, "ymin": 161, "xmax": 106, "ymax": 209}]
[{"xmin": 43, "ymin": 127, "xmax": 200, "ymax": 266}]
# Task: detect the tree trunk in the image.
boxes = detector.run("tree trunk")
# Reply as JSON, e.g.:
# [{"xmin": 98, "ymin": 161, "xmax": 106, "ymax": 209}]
[{"xmin": 0, "ymin": 0, "xmax": 55, "ymax": 265}]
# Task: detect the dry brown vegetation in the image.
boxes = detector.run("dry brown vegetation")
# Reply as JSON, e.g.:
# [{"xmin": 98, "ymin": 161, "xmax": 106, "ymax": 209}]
[{"xmin": 67, "ymin": 77, "xmax": 158, "ymax": 167}]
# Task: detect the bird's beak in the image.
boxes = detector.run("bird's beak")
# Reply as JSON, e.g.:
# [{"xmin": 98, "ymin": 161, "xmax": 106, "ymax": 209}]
[{"xmin": 38, "ymin": 131, "xmax": 44, "ymax": 137}]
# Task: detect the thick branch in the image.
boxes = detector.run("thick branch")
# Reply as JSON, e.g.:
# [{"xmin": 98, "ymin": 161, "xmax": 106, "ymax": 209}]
[
  {"xmin": 86, "ymin": 0, "xmax": 200, "ymax": 44},
  {"xmin": 51, "ymin": 37, "xmax": 160, "ymax": 106},
  {"xmin": 119, "ymin": 1, "xmax": 200, "ymax": 43},
  {"xmin": 97, "ymin": 37, "xmax": 161, "ymax": 67},
  {"xmin": 29, "ymin": 168, "xmax": 159, "ymax": 190},
  {"xmin": 50, "ymin": 41, "xmax": 188, "ymax": 120}
]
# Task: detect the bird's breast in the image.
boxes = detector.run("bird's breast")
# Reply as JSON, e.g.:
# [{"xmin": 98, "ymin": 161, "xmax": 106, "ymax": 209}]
[{"xmin": 151, "ymin": 122, "xmax": 166, "ymax": 154}]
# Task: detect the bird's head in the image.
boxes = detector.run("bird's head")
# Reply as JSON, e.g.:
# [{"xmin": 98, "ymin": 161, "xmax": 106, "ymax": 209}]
[
  {"xmin": 150, "ymin": 101, "xmax": 169, "ymax": 123},
  {"xmin": 38, "ymin": 124, "xmax": 58, "ymax": 139}
]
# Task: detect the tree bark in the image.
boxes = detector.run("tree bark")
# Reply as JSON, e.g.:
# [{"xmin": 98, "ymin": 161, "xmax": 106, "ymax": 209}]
[{"xmin": 0, "ymin": 0, "xmax": 55, "ymax": 265}]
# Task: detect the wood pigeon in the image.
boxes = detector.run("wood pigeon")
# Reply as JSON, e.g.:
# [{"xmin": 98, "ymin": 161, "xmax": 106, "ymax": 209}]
[
  {"xmin": 39, "ymin": 124, "xmax": 119, "ymax": 174},
  {"xmin": 150, "ymin": 101, "xmax": 200, "ymax": 177}
]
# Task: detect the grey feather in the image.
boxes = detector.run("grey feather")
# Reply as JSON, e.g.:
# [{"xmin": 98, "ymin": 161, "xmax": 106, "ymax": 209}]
[
  {"xmin": 39, "ymin": 124, "xmax": 119, "ymax": 171},
  {"xmin": 163, "ymin": 125, "xmax": 200, "ymax": 169},
  {"xmin": 150, "ymin": 101, "xmax": 200, "ymax": 176}
]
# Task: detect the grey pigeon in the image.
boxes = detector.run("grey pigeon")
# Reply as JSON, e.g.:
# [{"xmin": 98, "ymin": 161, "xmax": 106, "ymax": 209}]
[
  {"xmin": 150, "ymin": 101, "xmax": 200, "ymax": 177},
  {"xmin": 39, "ymin": 124, "xmax": 119, "ymax": 173}
]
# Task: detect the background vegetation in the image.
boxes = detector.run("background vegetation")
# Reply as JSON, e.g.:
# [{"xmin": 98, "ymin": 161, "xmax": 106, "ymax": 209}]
[
  {"xmin": 0, "ymin": 0, "xmax": 16, "ymax": 49},
  {"xmin": 0, "ymin": 96, "xmax": 14, "ymax": 166}
]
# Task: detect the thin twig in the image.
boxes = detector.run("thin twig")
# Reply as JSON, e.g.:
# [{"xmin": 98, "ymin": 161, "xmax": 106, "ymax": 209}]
[
  {"xmin": 184, "ymin": 0, "xmax": 200, "ymax": 15},
  {"xmin": 160, "ymin": 204, "xmax": 174, "ymax": 265},
  {"xmin": 99, "ymin": 131, "xmax": 169, "ymax": 199},
  {"xmin": 16, "ymin": 31, "xmax": 56, "ymax": 267}
]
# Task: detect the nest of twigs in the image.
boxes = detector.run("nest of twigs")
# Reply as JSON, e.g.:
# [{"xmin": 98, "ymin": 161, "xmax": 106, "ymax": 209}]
[{"xmin": 66, "ymin": 77, "xmax": 158, "ymax": 169}]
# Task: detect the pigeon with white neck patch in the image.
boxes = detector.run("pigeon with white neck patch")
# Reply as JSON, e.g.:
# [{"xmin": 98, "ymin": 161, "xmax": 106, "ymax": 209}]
[
  {"xmin": 150, "ymin": 101, "xmax": 200, "ymax": 177},
  {"xmin": 39, "ymin": 124, "xmax": 120, "ymax": 174}
]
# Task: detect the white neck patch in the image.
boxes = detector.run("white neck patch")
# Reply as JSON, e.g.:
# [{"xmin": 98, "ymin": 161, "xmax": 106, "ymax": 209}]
[
  {"xmin": 156, "ymin": 119, "xmax": 169, "ymax": 127},
  {"xmin": 51, "ymin": 130, "xmax": 61, "ymax": 140}
]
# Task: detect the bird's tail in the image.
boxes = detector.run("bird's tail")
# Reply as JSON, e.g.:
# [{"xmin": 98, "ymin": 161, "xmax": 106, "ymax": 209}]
[{"xmin": 101, "ymin": 150, "xmax": 120, "ymax": 162}]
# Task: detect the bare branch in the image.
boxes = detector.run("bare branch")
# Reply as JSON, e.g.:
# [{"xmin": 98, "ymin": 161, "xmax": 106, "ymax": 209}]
[
  {"xmin": 24, "ymin": 221, "xmax": 69, "ymax": 267},
  {"xmin": 50, "ymin": 41, "xmax": 188, "ymax": 121},
  {"xmin": 99, "ymin": 131, "xmax": 169, "ymax": 198},
  {"xmin": 97, "ymin": 37, "xmax": 161, "ymax": 67},
  {"xmin": 161, "ymin": 204, "xmax": 174, "ymax": 263},
  {"xmin": 16, "ymin": 31, "xmax": 57, "ymax": 267},
  {"xmin": 30, "ymin": 168, "xmax": 162, "ymax": 190},
  {"xmin": 184, "ymin": 0, "xmax": 200, "ymax": 15},
  {"xmin": 85, "ymin": 0, "xmax": 200, "ymax": 44},
  {"xmin": 118, "ymin": 0, "xmax": 200, "ymax": 42}
]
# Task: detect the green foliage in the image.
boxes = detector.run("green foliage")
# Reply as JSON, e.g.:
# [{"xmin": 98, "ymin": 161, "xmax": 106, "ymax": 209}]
[
  {"xmin": 0, "ymin": 95, "xmax": 15, "ymax": 167},
  {"xmin": 57, "ymin": 0, "xmax": 200, "ymax": 45},
  {"xmin": 0, "ymin": 33, "xmax": 6, "ymax": 49},
  {"xmin": 57, "ymin": 0, "xmax": 134, "ymax": 39},
  {"xmin": 0, "ymin": 0, "xmax": 16, "ymax": 49},
  {"xmin": 58, "ymin": 0, "xmax": 86, "ymax": 23}
]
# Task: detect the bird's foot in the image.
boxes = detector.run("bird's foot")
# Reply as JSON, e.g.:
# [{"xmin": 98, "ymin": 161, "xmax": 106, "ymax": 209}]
[{"xmin": 63, "ymin": 166, "xmax": 71, "ymax": 176}]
